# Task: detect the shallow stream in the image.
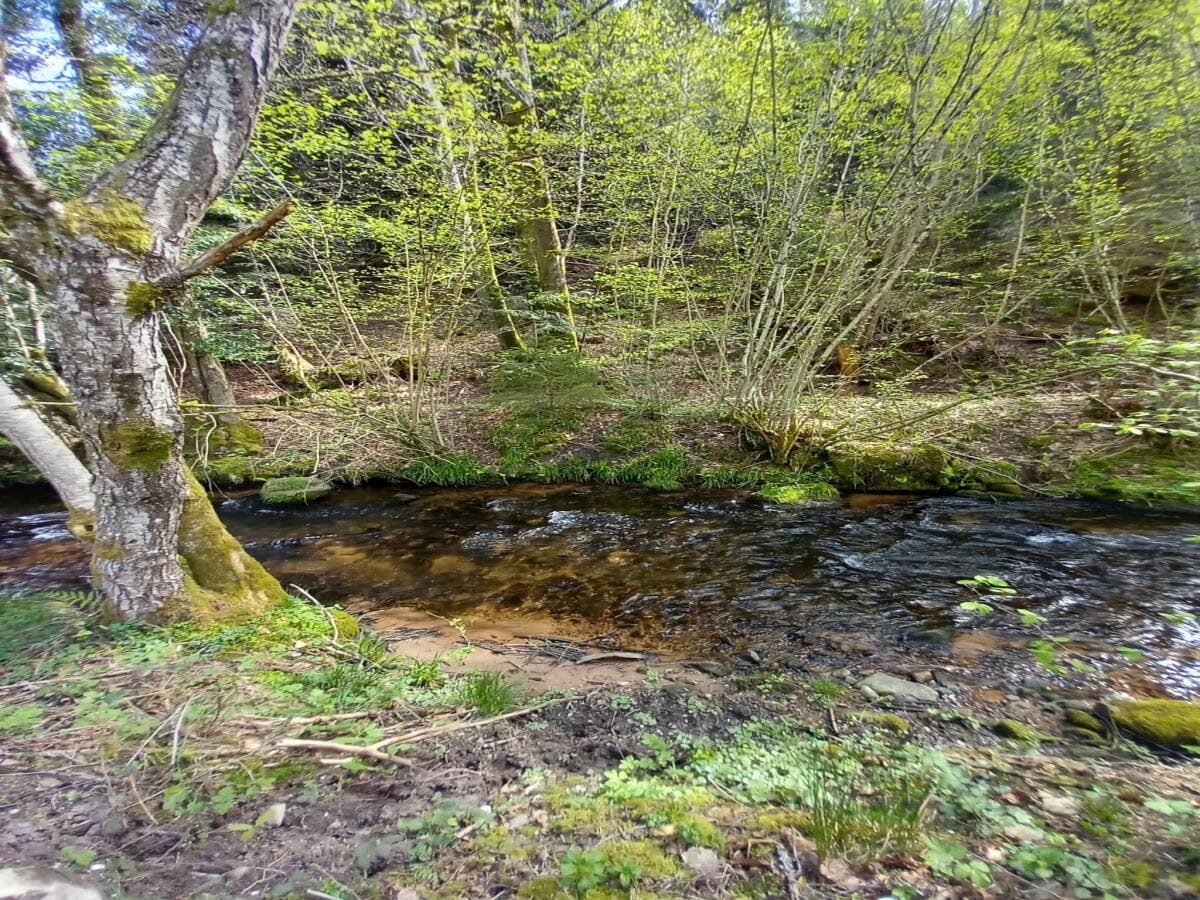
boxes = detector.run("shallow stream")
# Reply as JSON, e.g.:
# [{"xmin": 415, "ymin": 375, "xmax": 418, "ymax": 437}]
[{"xmin": 1, "ymin": 485, "xmax": 1198, "ymax": 693}]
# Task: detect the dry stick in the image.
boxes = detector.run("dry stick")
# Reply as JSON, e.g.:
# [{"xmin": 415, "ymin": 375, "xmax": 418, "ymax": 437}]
[
  {"xmin": 164, "ymin": 201, "xmax": 292, "ymax": 285},
  {"xmin": 278, "ymin": 698, "xmax": 566, "ymax": 765}
]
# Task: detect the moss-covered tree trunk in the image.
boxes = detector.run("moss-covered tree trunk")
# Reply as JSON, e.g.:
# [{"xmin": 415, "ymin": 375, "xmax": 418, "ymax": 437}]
[
  {"xmin": 500, "ymin": 0, "xmax": 579, "ymax": 349},
  {"xmin": 0, "ymin": 0, "xmax": 298, "ymax": 621}
]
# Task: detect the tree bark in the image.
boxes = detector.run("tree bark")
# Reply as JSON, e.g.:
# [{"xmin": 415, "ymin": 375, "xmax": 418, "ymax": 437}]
[
  {"xmin": 0, "ymin": 0, "xmax": 298, "ymax": 621},
  {"xmin": 397, "ymin": 0, "xmax": 524, "ymax": 350},
  {"xmin": 0, "ymin": 377, "xmax": 93, "ymax": 534},
  {"xmin": 500, "ymin": 0, "xmax": 578, "ymax": 349}
]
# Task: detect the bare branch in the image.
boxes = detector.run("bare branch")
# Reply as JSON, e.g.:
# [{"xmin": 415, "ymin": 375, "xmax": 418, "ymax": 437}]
[
  {"xmin": 163, "ymin": 201, "xmax": 291, "ymax": 285},
  {"xmin": 0, "ymin": 46, "xmax": 58, "ymax": 231}
]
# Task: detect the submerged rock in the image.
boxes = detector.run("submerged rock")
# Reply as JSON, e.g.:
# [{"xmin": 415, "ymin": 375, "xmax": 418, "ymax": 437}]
[
  {"xmin": 260, "ymin": 475, "xmax": 332, "ymax": 504},
  {"xmin": 856, "ymin": 672, "xmax": 939, "ymax": 704},
  {"xmin": 1108, "ymin": 699, "xmax": 1200, "ymax": 750}
]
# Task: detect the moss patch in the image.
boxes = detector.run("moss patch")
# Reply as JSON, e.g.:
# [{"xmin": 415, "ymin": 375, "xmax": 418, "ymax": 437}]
[
  {"xmin": 124, "ymin": 282, "xmax": 163, "ymax": 317},
  {"xmin": 100, "ymin": 421, "xmax": 175, "ymax": 472},
  {"xmin": 156, "ymin": 468, "xmax": 287, "ymax": 625},
  {"xmin": 994, "ymin": 718, "xmax": 1052, "ymax": 742},
  {"xmin": 853, "ymin": 710, "xmax": 910, "ymax": 733},
  {"xmin": 1065, "ymin": 708, "xmax": 1104, "ymax": 733},
  {"xmin": 1061, "ymin": 448, "xmax": 1200, "ymax": 508},
  {"xmin": 754, "ymin": 481, "xmax": 840, "ymax": 505},
  {"xmin": 62, "ymin": 192, "xmax": 152, "ymax": 256},
  {"xmin": 1109, "ymin": 699, "xmax": 1200, "ymax": 750},
  {"xmin": 260, "ymin": 475, "xmax": 332, "ymax": 504},
  {"xmin": 827, "ymin": 441, "xmax": 948, "ymax": 491}
]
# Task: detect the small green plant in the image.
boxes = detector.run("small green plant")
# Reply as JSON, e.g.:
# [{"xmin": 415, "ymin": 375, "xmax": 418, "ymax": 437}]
[
  {"xmin": 809, "ymin": 677, "xmax": 847, "ymax": 709},
  {"xmin": 0, "ymin": 701, "xmax": 43, "ymax": 734},
  {"xmin": 609, "ymin": 693, "xmax": 636, "ymax": 711},
  {"xmin": 558, "ymin": 848, "xmax": 609, "ymax": 894},
  {"xmin": 60, "ymin": 847, "xmax": 97, "ymax": 869},
  {"xmin": 924, "ymin": 837, "xmax": 991, "ymax": 887},
  {"xmin": 460, "ymin": 671, "xmax": 518, "ymax": 716},
  {"xmin": 404, "ymin": 657, "xmax": 445, "ymax": 687}
]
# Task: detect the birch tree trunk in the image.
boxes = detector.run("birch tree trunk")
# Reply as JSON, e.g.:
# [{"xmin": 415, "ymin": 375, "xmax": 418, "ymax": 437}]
[
  {"xmin": 0, "ymin": 377, "xmax": 93, "ymax": 535},
  {"xmin": 0, "ymin": 0, "xmax": 298, "ymax": 621}
]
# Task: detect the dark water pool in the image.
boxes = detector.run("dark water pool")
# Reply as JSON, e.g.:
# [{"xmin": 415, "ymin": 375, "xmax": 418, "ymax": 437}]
[{"xmin": 1, "ymin": 484, "xmax": 1198, "ymax": 693}]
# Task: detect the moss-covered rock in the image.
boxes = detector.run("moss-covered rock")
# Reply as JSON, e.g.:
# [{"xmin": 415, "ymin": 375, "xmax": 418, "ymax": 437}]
[
  {"xmin": 994, "ymin": 718, "xmax": 1053, "ymax": 742},
  {"xmin": 1064, "ymin": 708, "xmax": 1104, "ymax": 733},
  {"xmin": 754, "ymin": 481, "xmax": 840, "ymax": 505},
  {"xmin": 1059, "ymin": 448, "xmax": 1200, "ymax": 508},
  {"xmin": 260, "ymin": 475, "xmax": 332, "ymax": 504},
  {"xmin": 1108, "ymin": 699, "xmax": 1200, "ymax": 750},
  {"xmin": 955, "ymin": 458, "xmax": 1025, "ymax": 494},
  {"xmin": 827, "ymin": 441, "xmax": 948, "ymax": 491}
]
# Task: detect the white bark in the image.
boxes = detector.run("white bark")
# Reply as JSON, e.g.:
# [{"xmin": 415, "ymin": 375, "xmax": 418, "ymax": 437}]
[
  {"xmin": 0, "ymin": 0, "xmax": 299, "ymax": 619},
  {"xmin": 0, "ymin": 378, "xmax": 93, "ymax": 516}
]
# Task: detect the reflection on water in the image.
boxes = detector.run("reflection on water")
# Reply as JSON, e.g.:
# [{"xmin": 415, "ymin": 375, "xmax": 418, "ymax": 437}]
[{"xmin": 1, "ymin": 484, "xmax": 1198, "ymax": 690}]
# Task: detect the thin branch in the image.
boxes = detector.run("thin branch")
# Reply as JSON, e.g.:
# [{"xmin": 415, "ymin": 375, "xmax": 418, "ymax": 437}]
[{"xmin": 163, "ymin": 201, "xmax": 292, "ymax": 285}]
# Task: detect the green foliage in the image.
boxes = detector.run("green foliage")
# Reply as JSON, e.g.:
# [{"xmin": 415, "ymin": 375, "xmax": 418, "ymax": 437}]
[
  {"xmin": 460, "ymin": 671, "xmax": 519, "ymax": 716},
  {"xmin": 0, "ymin": 701, "xmax": 43, "ymax": 734},
  {"xmin": 0, "ymin": 589, "xmax": 101, "ymax": 665}
]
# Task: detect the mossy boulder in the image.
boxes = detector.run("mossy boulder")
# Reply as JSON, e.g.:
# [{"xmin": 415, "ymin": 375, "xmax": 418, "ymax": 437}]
[
  {"xmin": 754, "ymin": 481, "xmax": 841, "ymax": 505},
  {"xmin": 956, "ymin": 458, "xmax": 1025, "ymax": 494},
  {"xmin": 1108, "ymin": 699, "xmax": 1200, "ymax": 750},
  {"xmin": 1064, "ymin": 708, "xmax": 1104, "ymax": 733},
  {"xmin": 260, "ymin": 476, "xmax": 332, "ymax": 505},
  {"xmin": 827, "ymin": 441, "xmax": 948, "ymax": 491},
  {"xmin": 1061, "ymin": 449, "xmax": 1200, "ymax": 508},
  {"xmin": 994, "ymin": 718, "xmax": 1053, "ymax": 742}
]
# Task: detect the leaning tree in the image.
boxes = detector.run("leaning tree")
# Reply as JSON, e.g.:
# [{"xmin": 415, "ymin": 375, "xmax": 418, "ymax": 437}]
[{"xmin": 0, "ymin": 0, "xmax": 300, "ymax": 621}]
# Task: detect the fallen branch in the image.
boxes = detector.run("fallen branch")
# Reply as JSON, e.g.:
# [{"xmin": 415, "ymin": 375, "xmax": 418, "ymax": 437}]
[{"xmin": 277, "ymin": 698, "xmax": 567, "ymax": 765}]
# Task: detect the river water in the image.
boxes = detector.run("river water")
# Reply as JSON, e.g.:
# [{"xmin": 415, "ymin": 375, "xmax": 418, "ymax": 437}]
[{"xmin": 2, "ymin": 484, "xmax": 1198, "ymax": 694}]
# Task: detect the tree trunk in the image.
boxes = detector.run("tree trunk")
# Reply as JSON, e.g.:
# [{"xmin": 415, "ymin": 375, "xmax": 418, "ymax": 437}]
[
  {"xmin": 398, "ymin": 0, "xmax": 524, "ymax": 350},
  {"xmin": 176, "ymin": 313, "xmax": 242, "ymax": 425},
  {"xmin": 0, "ymin": 0, "xmax": 299, "ymax": 621},
  {"xmin": 0, "ymin": 377, "xmax": 94, "ymax": 535},
  {"xmin": 501, "ymin": 0, "xmax": 579, "ymax": 349}
]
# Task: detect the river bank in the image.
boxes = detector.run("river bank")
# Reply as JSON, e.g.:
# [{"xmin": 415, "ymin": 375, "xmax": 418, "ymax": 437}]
[{"xmin": 1, "ymin": 596, "xmax": 1198, "ymax": 899}]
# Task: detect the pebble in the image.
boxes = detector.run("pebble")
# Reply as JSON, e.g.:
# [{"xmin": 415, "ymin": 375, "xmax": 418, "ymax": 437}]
[{"xmin": 911, "ymin": 670, "xmax": 934, "ymax": 684}]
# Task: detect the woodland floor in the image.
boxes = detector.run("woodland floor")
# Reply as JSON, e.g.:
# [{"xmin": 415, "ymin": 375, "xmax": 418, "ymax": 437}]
[{"xmin": 1, "ymin": 598, "xmax": 1198, "ymax": 899}]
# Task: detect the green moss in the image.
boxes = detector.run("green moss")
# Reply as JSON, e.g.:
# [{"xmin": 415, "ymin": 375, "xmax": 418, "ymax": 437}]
[
  {"xmin": 1111, "ymin": 859, "xmax": 1160, "ymax": 889},
  {"xmin": 517, "ymin": 879, "xmax": 568, "ymax": 900},
  {"xmin": 330, "ymin": 609, "xmax": 360, "ymax": 639},
  {"xmin": 100, "ymin": 421, "xmax": 175, "ymax": 472},
  {"xmin": 63, "ymin": 192, "xmax": 152, "ymax": 256},
  {"xmin": 124, "ymin": 282, "xmax": 163, "ymax": 317},
  {"xmin": 993, "ymin": 718, "xmax": 1052, "ymax": 742},
  {"xmin": 828, "ymin": 441, "xmax": 947, "ymax": 491},
  {"xmin": 1064, "ymin": 708, "xmax": 1104, "ymax": 733},
  {"xmin": 1059, "ymin": 449, "xmax": 1200, "ymax": 508},
  {"xmin": 156, "ymin": 468, "xmax": 286, "ymax": 624},
  {"xmin": 853, "ymin": 710, "xmax": 910, "ymax": 734},
  {"xmin": 65, "ymin": 508, "xmax": 95, "ymax": 540},
  {"xmin": 260, "ymin": 475, "xmax": 332, "ymax": 504},
  {"xmin": 955, "ymin": 458, "xmax": 1024, "ymax": 494},
  {"xmin": 197, "ymin": 452, "xmax": 317, "ymax": 487},
  {"xmin": 600, "ymin": 839, "xmax": 679, "ymax": 877},
  {"xmin": 754, "ymin": 482, "xmax": 840, "ymax": 505},
  {"xmin": 1109, "ymin": 699, "xmax": 1200, "ymax": 750}
]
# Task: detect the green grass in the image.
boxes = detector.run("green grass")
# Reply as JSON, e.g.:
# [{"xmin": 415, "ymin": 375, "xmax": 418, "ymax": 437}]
[{"xmin": 460, "ymin": 672, "xmax": 520, "ymax": 716}]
